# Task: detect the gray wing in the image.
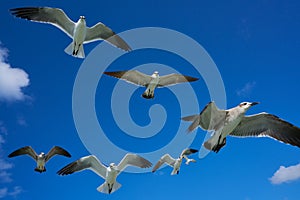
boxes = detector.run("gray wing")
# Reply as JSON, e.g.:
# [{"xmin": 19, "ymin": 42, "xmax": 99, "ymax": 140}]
[
  {"xmin": 158, "ymin": 74, "xmax": 199, "ymax": 87},
  {"xmin": 104, "ymin": 70, "xmax": 152, "ymax": 86},
  {"xmin": 152, "ymin": 154, "xmax": 176, "ymax": 172},
  {"xmin": 45, "ymin": 146, "xmax": 71, "ymax": 162},
  {"xmin": 8, "ymin": 146, "xmax": 38, "ymax": 161},
  {"xmin": 57, "ymin": 155, "xmax": 107, "ymax": 179},
  {"xmin": 180, "ymin": 148, "xmax": 198, "ymax": 157},
  {"xmin": 117, "ymin": 153, "xmax": 152, "ymax": 172},
  {"xmin": 85, "ymin": 22, "xmax": 131, "ymax": 51},
  {"xmin": 10, "ymin": 7, "xmax": 75, "ymax": 38},
  {"xmin": 182, "ymin": 101, "xmax": 227, "ymax": 132},
  {"xmin": 230, "ymin": 113, "xmax": 300, "ymax": 148}
]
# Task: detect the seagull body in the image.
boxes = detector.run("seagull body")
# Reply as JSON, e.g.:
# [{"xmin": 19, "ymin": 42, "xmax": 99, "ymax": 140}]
[
  {"xmin": 8, "ymin": 146, "xmax": 71, "ymax": 173},
  {"xmin": 10, "ymin": 7, "xmax": 131, "ymax": 58},
  {"xmin": 104, "ymin": 70, "xmax": 199, "ymax": 99},
  {"xmin": 182, "ymin": 101, "xmax": 300, "ymax": 153},
  {"xmin": 57, "ymin": 154, "xmax": 152, "ymax": 194},
  {"xmin": 152, "ymin": 148, "xmax": 198, "ymax": 175}
]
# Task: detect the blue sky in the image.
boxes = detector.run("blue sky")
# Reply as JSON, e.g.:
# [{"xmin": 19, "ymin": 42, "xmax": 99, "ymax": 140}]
[{"xmin": 1, "ymin": 0, "xmax": 300, "ymax": 199}]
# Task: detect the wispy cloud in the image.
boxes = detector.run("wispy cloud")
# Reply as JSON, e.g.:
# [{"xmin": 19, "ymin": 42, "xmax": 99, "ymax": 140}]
[
  {"xmin": 236, "ymin": 81, "xmax": 256, "ymax": 97},
  {"xmin": 269, "ymin": 163, "xmax": 300, "ymax": 184},
  {"xmin": 0, "ymin": 186, "xmax": 22, "ymax": 199},
  {"xmin": 0, "ymin": 45, "xmax": 30, "ymax": 102}
]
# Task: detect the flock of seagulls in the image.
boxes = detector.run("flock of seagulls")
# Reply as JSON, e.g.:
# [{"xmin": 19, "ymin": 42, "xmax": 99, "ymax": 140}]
[{"xmin": 7, "ymin": 5, "xmax": 300, "ymax": 195}]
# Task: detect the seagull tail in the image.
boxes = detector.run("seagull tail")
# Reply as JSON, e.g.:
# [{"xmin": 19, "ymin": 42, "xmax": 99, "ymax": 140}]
[
  {"xmin": 64, "ymin": 42, "xmax": 85, "ymax": 59},
  {"xmin": 181, "ymin": 115, "xmax": 200, "ymax": 132},
  {"xmin": 97, "ymin": 182, "xmax": 122, "ymax": 194},
  {"xmin": 142, "ymin": 90, "xmax": 154, "ymax": 99}
]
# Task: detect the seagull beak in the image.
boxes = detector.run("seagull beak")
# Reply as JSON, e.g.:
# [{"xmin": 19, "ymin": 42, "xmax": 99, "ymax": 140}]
[{"xmin": 251, "ymin": 102, "xmax": 260, "ymax": 106}]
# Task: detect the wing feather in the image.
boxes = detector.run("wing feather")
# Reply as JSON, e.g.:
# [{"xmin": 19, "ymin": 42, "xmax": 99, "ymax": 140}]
[
  {"xmin": 8, "ymin": 146, "xmax": 38, "ymax": 161},
  {"xmin": 10, "ymin": 7, "xmax": 75, "ymax": 38},
  {"xmin": 104, "ymin": 70, "xmax": 152, "ymax": 86},
  {"xmin": 158, "ymin": 74, "xmax": 198, "ymax": 87},
  {"xmin": 57, "ymin": 155, "xmax": 107, "ymax": 179},
  {"xmin": 230, "ymin": 113, "xmax": 300, "ymax": 148}
]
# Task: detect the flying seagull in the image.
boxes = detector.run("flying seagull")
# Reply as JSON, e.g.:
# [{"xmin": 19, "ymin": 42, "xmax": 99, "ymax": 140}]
[
  {"xmin": 103, "ymin": 70, "xmax": 199, "ymax": 99},
  {"xmin": 57, "ymin": 154, "xmax": 152, "ymax": 194},
  {"xmin": 152, "ymin": 148, "xmax": 198, "ymax": 175},
  {"xmin": 182, "ymin": 101, "xmax": 300, "ymax": 153},
  {"xmin": 8, "ymin": 146, "xmax": 71, "ymax": 173},
  {"xmin": 10, "ymin": 7, "xmax": 131, "ymax": 58}
]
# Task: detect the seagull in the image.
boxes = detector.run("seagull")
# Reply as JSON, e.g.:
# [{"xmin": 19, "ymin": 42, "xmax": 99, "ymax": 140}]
[
  {"xmin": 182, "ymin": 101, "xmax": 300, "ymax": 153},
  {"xmin": 10, "ymin": 7, "xmax": 132, "ymax": 58},
  {"xmin": 103, "ymin": 70, "xmax": 199, "ymax": 99},
  {"xmin": 152, "ymin": 148, "xmax": 198, "ymax": 175},
  {"xmin": 8, "ymin": 146, "xmax": 71, "ymax": 173},
  {"xmin": 57, "ymin": 153, "xmax": 152, "ymax": 194}
]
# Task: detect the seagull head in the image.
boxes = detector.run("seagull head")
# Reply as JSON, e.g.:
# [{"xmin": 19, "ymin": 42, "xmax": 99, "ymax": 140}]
[
  {"xmin": 39, "ymin": 152, "xmax": 45, "ymax": 158},
  {"xmin": 78, "ymin": 16, "xmax": 86, "ymax": 23},
  {"xmin": 151, "ymin": 71, "xmax": 159, "ymax": 78},
  {"xmin": 238, "ymin": 102, "xmax": 259, "ymax": 111},
  {"xmin": 109, "ymin": 163, "xmax": 116, "ymax": 168}
]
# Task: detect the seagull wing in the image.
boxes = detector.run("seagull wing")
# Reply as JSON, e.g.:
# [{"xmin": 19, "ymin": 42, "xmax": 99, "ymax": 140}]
[
  {"xmin": 57, "ymin": 155, "xmax": 107, "ymax": 179},
  {"xmin": 85, "ymin": 22, "xmax": 131, "ymax": 51},
  {"xmin": 104, "ymin": 70, "xmax": 152, "ymax": 86},
  {"xmin": 8, "ymin": 146, "xmax": 38, "ymax": 161},
  {"xmin": 117, "ymin": 153, "xmax": 152, "ymax": 172},
  {"xmin": 10, "ymin": 7, "xmax": 75, "ymax": 38},
  {"xmin": 182, "ymin": 101, "xmax": 227, "ymax": 132},
  {"xmin": 158, "ymin": 74, "xmax": 198, "ymax": 87},
  {"xmin": 152, "ymin": 154, "xmax": 176, "ymax": 172},
  {"xmin": 45, "ymin": 146, "xmax": 71, "ymax": 162},
  {"xmin": 180, "ymin": 148, "xmax": 199, "ymax": 157},
  {"xmin": 230, "ymin": 113, "xmax": 300, "ymax": 148}
]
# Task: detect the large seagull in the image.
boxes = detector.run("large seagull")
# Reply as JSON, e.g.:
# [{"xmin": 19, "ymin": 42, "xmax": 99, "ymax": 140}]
[
  {"xmin": 57, "ymin": 154, "xmax": 152, "ymax": 194},
  {"xmin": 104, "ymin": 70, "xmax": 199, "ymax": 99},
  {"xmin": 10, "ymin": 7, "xmax": 132, "ymax": 58},
  {"xmin": 182, "ymin": 101, "xmax": 300, "ymax": 153},
  {"xmin": 8, "ymin": 146, "xmax": 71, "ymax": 173}
]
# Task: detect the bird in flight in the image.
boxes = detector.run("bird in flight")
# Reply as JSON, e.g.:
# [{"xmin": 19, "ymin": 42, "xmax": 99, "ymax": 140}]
[
  {"xmin": 57, "ymin": 153, "xmax": 152, "ymax": 194},
  {"xmin": 103, "ymin": 70, "xmax": 199, "ymax": 99},
  {"xmin": 10, "ymin": 7, "xmax": 132, "ymax": 58},
  {"xmin": 152, "ymin": 148, "xmax": 198, "ymax": 175},
  {"xmin": 8, "ymin": 146, "xmax": 71, "ymax": 173},
  {"xmin": 182, "ymin": 101, "xmax": 300, "ymax": 153}
]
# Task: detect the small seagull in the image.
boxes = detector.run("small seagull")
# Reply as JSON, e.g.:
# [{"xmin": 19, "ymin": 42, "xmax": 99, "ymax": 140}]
[
  {"xmin": 103, "ymin": 70, "xmax": 199, "ymax": 99},
  {"xmin": 57, "ymin": 153, "xmax": 152, "ymax": 194},
  {"xmin": 152, "ymin": 148, "xmax": 198, "ymax": 175},
  {"xmin": 8, "ymin": 146, "xmax": 71, "ymax": 173},
  {"xmin": 182, "ymin": 101, "xmax": 300, "ymax": 153},
  {"xmin": 10, "ymin": 7, "xmax": 131, "ymax": 58}
]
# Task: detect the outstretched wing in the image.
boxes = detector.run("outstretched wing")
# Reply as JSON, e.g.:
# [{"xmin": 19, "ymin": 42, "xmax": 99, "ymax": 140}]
[
  {"xmin": 45, "ymin": 146, "xmax": 71, "ymax": 162},
  {"xmin": 158, "ymin": 74, "xmax": 198, "ymax": 87},
  {"xmin": 57, "ymin": 155, "xmax": 107, "ymax": 179},
  {"xmin": 117, "ymin": 153, "xmax": 152, "ymax": 172},
  {"xmin": 104, "ymin": 70, "xmax": 152, "ymax": 86},
  {"xmin": 230, "ymin": 113, "xmax": 300, "ymax": 148},
  {"xmin": 10, "ymin": 7, "xmax": 75, "ymax": 38},
  {"xmin": 8, "ymin": 146, "xmax": 38, "ymax": 161},
  {"xmin": 180, "ymin": 148, "xmax": 198, "ymax": 157},
  {"xmin": 85, "ymin": 22, "xmax": 131, "ymax": 51},
  {"xmin": 152, "ymin": 154, "xmax": 176, "ymax": 172}
]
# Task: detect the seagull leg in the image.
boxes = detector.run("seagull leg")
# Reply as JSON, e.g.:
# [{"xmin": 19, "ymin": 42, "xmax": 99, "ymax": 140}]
[{"xmin": 212, "ymin": 136, "xmax": 226, "ymax": 153}]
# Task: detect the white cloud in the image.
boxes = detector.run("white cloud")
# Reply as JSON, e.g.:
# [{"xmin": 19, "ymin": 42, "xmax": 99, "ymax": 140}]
[
  {"xmin": 236, "ymin": 81, "xmax": 256, "ymax": 97},
  {"xmin": 270, "ymin": 163, "xmax": 300, "ymax": 184},
  {"xmin": 0, "ymin": 188, "xmax": 8, "ymax": 198},
  {"xmin": 0, "ymin": 46, "xmax": 30, "ymax": 101},
  {"xmin": 0, "ymin": 186, "xmax": 22, "ymax": 199}
]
